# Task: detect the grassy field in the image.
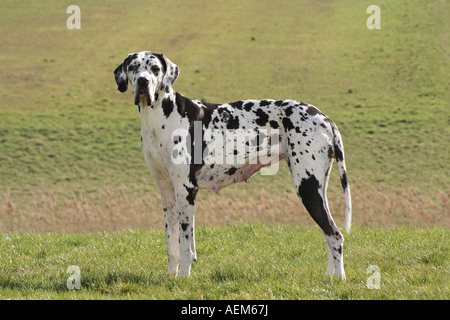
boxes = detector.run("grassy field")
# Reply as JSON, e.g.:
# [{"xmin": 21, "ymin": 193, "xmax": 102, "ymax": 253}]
[
  {"xmin": 0, "ymin": 0, "xmax": 449, "ymax": 299},
  {"xmin": 0, "ymin": 224, "xmax": 448, "ymax": 299}
]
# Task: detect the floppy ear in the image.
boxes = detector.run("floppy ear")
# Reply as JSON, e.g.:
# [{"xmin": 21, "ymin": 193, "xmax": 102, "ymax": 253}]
[
  {"xmin": 154, "ymin": 53, "xmax": 180, "ymax": 93},
  {"xmin": 113, "ymin": 54, "xmax": 132, "ymax": 93}
]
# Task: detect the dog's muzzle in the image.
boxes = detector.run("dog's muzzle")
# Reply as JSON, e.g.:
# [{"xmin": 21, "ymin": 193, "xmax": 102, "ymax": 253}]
[{"xmin": 134, "ymin": 77, "xmax": 151, "ymax": 106}]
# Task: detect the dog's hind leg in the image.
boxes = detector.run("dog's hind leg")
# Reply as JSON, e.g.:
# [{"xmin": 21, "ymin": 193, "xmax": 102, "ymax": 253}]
[{"xmin": 288, "ymin": 153, "xmax": 346, "ymax": 279}]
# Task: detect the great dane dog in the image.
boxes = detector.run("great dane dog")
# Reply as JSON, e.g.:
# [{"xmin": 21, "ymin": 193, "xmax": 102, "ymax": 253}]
[{"xmin": 113, "ymin": 51, "xmax": 351, "ymax": 279}]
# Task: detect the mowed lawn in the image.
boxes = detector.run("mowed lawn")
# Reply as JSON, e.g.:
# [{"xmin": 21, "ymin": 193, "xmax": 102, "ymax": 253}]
[{"xmin": 0, "ymin": 0, "xmax": 448, "ymax": 300}]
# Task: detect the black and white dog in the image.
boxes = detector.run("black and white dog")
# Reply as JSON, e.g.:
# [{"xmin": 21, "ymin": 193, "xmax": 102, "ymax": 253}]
[{"xmin": 113, "ymin": 51, "xmax": 351, "ymax": 279}]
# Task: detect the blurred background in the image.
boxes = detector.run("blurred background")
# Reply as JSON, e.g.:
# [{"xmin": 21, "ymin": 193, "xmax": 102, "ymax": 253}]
[{"xmin": 0, "ymin": 0, "xmax": 448, "ymax": 232}]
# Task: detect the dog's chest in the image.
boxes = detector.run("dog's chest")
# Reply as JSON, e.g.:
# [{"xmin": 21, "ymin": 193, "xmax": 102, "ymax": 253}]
[{"xmin": 139, "ymin": 106, "xmax": 173, "ymax": 179}]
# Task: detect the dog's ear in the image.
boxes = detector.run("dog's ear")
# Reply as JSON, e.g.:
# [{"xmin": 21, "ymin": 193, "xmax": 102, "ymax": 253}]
[
  {"xmin": 154, "ymin": 53, "xmax": 180, "ymax": 93},
  {"xmin": 113, "ymin": 54, "xmax": 132, "ymax": 93}
]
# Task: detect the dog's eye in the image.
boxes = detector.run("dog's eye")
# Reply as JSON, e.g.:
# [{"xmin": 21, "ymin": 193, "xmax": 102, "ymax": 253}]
[
  {"xmin": 151, "ymin": 65, "xmax": 160, "ymax": 74},
  {"xmin": 128, "ymin": 64, "xmax": 138, "ymax": 72}
]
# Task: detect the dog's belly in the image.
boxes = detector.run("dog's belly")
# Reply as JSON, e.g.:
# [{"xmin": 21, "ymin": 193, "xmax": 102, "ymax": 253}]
[{"xmin": 196, "ymin": 155, "xmax": 282, "ymax": 194}]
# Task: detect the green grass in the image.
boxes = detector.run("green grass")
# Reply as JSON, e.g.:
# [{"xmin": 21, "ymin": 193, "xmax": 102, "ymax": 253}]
[{"xmin": 0, "ymin": 224, "xmax": 448, "ymax": 299}]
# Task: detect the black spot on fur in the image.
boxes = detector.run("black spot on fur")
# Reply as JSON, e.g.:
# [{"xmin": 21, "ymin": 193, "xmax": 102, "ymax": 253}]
[
  {"xmin": 282, "ymin": 117, "xmax": 295, "ymax": 131},
  {"xmin": 181, "ymin": 223, "xmax": 189, "ymax": 232},
  {"xmin": 324, "ymin": 117, "xmax": 336, "ymax": 129},
  {"xmin": 226, "ymin": 116, "xmax": 240, "ymax": 130},
  {"xmin": 220, "ymin": 110, "xmax": 231, "ymax": 121},
  {"xmin": 254, "ymin": 108, "xmax": 269, "ymax": 126},
  {"xmin": 297, "ymin": 175, "xmax": 333, "ymax": 236},
  {"xmin": 244, "ymin": 102, "xmax": 254, "ymax": 112},
  {"xmin": 230, "ymin": 101, "xmax": 244, "ymax": 109},
  {"xmin": 334, "ymin": 143, "xmax": 344, "ymax": 162},
  {"xmin": 260, "ymin": 100, "xmax": 271, "ymax": 107},
  {"xmin": 284, "ymin": 106, "xmax": 294, "ymax": 117},
  {"xmin": 225, "ymin": 167, "xmax": 238, "ymax": 175},
  {"xmin": 333, "ymin": 245, "xmax": 342, "ymax": 255},
  {"xmin": 176, "ymin": 93, "xmax": 207, "ymax": 124},
  {"xmin": 340, "ymin": 172, "xmax": 348, "ymax": 191},
  {"xmin": 152, "ymin": 53, "xmax": 167, "ymax": 74},
  {"xmin": 184, "ymin": 184, "xmax": 198, "ymax": 206},
  {"xmin": 162, "ymin": 97, "xmax": 174, "ymax": 118},
  {"xmin": 328, "ymin": 146, "xmax": 334, "ymax": 159},
  {"xmin": 269, "ymin": 120, "xmax": 279, "ymax": 129},
  {"xmin": 306, "ymin": 106, "xmax": 325, "ymax": 117}
]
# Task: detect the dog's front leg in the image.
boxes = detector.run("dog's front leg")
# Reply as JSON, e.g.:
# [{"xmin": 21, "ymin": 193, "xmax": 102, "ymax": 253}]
[
  {"xmin": 157, "ymin": 181, "xmax": 180, "ymax": 275},
  {"xmin": 175, "ymin": 183, "xmax": 198, "ymax": 277}
]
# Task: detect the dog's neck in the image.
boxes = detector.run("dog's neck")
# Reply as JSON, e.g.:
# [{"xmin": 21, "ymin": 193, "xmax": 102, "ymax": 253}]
[
  {"xmin": 137, "ymin": 88, "xmax": 176, "ymax": 131},
  {"xmin": 156, "ymin": 87, "xmax": 176, "ymax": 109},
  {"xmin": 137, "ymin": 87, "xmax": 175, "ymax": 110}
]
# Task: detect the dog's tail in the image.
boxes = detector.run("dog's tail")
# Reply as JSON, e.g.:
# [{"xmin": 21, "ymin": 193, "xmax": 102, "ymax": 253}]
[{"xmin": 332, "ymin": 125, "xmax": 352, "ymax": 233}]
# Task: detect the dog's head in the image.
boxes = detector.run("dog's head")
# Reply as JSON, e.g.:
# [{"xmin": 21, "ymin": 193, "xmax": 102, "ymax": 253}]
[{"xmin": 113, "ymin": 51, "xmax": 180, "ymax": 106}]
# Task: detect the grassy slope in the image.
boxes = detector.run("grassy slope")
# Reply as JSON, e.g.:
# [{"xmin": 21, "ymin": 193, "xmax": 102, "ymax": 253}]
[
  {"xmin": 0, "ymin": 0, "xmax": 448, "ymax": 193},
  {"xmin": 0, "ymin": 224, "xmax": 448, "ymax": 299},
  {"xmin": 0, "ymin": 0, "xmax": 448, "ymax": 232}
]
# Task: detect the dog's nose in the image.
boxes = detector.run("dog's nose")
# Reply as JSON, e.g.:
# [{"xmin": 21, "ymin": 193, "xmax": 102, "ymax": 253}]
[{"xmin": 137, "ymin": 77, "xmax": 149, "ymax": 87}]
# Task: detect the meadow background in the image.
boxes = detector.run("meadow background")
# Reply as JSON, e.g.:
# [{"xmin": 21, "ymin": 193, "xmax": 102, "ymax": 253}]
[{"xmin": 0, "ymin": 0, "xmax": 448, "ymax": 299}]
